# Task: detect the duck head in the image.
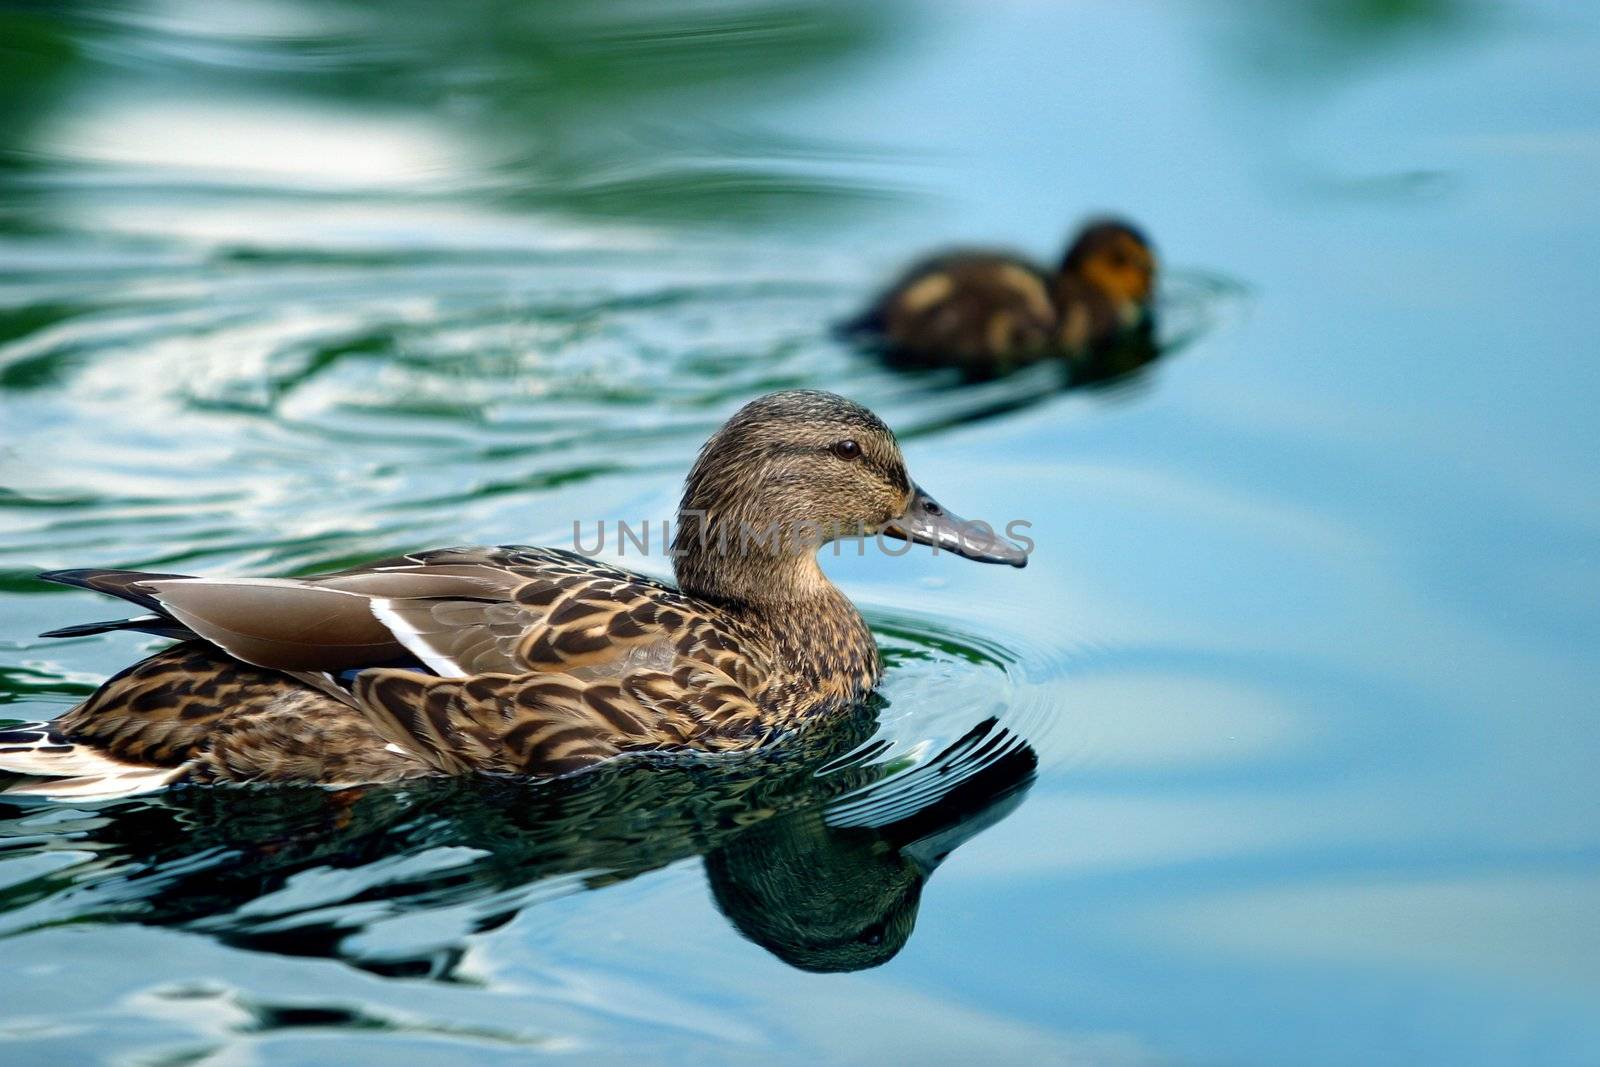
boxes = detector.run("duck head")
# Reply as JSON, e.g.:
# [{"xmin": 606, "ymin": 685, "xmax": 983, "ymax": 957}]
[
  {"xmin": 1060, "ymin": 218, "xmax": 1158, "ymax": 324},
  {"xmin": 672, "ymin": 390, "xmax": 1026, "ymax": 603}
]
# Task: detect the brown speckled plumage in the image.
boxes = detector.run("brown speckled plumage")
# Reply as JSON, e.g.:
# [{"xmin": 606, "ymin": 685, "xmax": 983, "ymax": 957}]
[
  {"xmin": 4, "ymin": 391, "xmax": 1024, "ymax": 796},
  {"xmin": 844, "ymin": 218, "xmax": 1158, "ymax": 379}
]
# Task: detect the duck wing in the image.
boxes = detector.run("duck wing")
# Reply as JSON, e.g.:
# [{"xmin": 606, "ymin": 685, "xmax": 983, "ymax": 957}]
[
  {"xmin": 38, "ymin": 565, "xmax": 473, "ymax": 672},
  {"xmin": 36, "ymin": 546, "xmax": 737, "ymax": 681},
  {"xmin": 347, "ymin": 546, "xmax": 701, "ymax": 679}
]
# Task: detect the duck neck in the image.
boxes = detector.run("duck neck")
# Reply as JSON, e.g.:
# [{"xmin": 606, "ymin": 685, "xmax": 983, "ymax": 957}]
[
  {"xmin": 672, "ymin": 520, "xmax": 877, "ymax": 684},
  {"xmin": 681, "ymin": 505, "xmax": 870, "ymax": 620},
  {"xmin": 672, "ymin": 524, "xmax": 836, "ymax": 609}
]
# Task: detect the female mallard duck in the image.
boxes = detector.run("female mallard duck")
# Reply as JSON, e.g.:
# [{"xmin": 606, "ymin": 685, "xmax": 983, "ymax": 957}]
[
  {"xmin": 843, "ymin": 218, "xmax": 1158, "ymax": 379},
  {"xmin": 2, "ymin": 390, "xmax": 1025, "ymax": 798}
]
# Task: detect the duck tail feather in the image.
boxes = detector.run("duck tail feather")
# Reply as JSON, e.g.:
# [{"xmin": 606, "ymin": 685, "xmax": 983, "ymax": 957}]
[
  {"xmin": 832, "ymin": 306, "xmax": 881, "ymax": 340},
  {"xmin": 0, "ymin": 722, "xmax": 185, "ymax": 798},
  {"xmin": 36, "ymin": 568, "xmax": 195, "ymax": 614},
  {"xmin": 39, "ymin": 615, "xmax": 195, "ymax": 640},
  {"xmin": 3, "ymin": 767, "xmax": 184, "ymax": 800}
]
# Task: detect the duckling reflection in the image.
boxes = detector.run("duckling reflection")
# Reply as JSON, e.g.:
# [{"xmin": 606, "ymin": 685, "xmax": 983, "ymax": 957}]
[
  {"xmin": 0, "ymin": 712, "xmax": 1034, "ymax": 977},
  {"xmin": 842, "ymin": 218, "xmax": 1160, "ymax": 384}
]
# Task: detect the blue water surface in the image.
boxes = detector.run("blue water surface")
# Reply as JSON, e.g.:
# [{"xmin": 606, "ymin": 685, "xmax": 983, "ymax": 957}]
[{"xmin": 0, "ymin": 1, "xmax": 1596, "ymax": 1064}]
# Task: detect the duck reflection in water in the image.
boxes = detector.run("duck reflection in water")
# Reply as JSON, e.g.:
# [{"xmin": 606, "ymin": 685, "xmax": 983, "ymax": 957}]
[{"xmin": 0, "ymin": 712, "xmax": 1035, "ymax": 976}]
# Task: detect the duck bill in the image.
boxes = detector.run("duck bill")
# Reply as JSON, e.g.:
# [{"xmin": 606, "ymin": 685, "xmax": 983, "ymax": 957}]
[
  {"xmin": 881, "ymin": 484, "xmax": 1028, "ymax": 568},
  {"xmin": 900, "ymin": 785, "xmax": 1030, "ymax": 877}
]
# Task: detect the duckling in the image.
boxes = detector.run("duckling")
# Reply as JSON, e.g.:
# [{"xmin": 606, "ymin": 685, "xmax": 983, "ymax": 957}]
[
  {"xmin": 2, "ymin": 390, "xmax": 1026, "ymax": 798},
  {"xmin": 843, "ymin": 218, "xmax": 1158, "ymax": 379}
]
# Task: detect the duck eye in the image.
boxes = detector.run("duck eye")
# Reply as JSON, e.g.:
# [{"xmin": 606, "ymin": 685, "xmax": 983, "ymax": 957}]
[{"xmin": 831, "ymin": 439, "xmax": 862, "ymax": 461}]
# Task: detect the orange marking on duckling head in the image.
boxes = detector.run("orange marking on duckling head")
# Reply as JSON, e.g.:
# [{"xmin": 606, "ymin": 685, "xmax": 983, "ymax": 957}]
[{"xmin": 1061, "ymin": 220, "xmax": 1157, "ymax": 313}]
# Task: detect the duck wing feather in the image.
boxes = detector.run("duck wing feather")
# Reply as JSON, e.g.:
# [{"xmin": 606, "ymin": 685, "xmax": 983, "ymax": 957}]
[{"xmin": 37, "ymin": 545, "xmax": 766, "ymax": 686}]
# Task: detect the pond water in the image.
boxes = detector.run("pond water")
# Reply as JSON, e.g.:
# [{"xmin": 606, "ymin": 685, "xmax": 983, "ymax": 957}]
[{"xmin": 1, "ymin": 1, "xmax": 1596, "ymax": 1064}]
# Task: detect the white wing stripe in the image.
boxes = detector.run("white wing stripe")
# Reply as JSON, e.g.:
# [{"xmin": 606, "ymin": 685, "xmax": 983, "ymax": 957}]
[{"xmin": 370, "ymin": 599, "xmax": 466, "ymax": 678}]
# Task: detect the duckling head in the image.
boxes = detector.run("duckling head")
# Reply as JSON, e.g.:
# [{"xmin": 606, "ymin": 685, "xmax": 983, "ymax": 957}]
[
  {"xmin": 1060, "ymin": 218, "xmax": 1158, "ymax": 321},
  {"xmin": 672, "ymin": 390, "xmax": 1026, "ymax": 603}
]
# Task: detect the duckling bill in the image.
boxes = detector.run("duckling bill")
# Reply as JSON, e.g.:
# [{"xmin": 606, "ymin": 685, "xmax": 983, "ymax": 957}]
[
  {"xmin": 3, "ymin": 390, "xmax": 1026, "ymax": 798},
  {"xmin": 843, "ymin": 218, "xmax": 1158, "ymax": 380}
]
